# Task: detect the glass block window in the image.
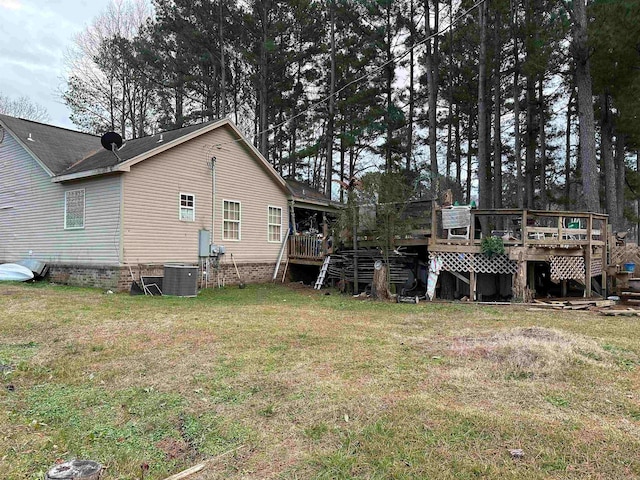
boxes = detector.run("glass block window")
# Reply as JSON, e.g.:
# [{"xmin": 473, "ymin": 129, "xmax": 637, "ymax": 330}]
[
  {"xmin": 223, "ymin": 200, "xmax": 241, "ymax": 240},
  {"xmin": 179, "ymin": 193, "xmax": 195, "ymax": 221},
  {"xmin": 64, "ymin": 189, "xmax": 85, "ymax": 229},
  {"xmin": 268, "ymin": 206, "xmax": 282, "ymax": 242}
]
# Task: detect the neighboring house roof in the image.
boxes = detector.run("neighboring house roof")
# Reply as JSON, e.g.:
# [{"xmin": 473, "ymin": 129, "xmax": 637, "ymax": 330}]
[
  {"xmin": 0, "ymin": 113, "xmax": 99, "ymax": 176},
  {"xmin": 0, "ymin": 114, "xmax": 288, "ymax": 194},
  {"xmin": 286, "ymin": 179, "xmax": 341, "ymax": 211}
]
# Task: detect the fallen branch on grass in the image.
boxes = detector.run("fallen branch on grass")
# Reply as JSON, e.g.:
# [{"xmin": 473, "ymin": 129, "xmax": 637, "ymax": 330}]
[{"xmin": 162, "ymin": 445, "xmax": 246, "ymax": 480}]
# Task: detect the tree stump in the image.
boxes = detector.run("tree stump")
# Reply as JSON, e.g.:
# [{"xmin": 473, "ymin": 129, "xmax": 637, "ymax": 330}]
[
  {"xmin": 372, "ymin": 263, "xmax": 391, "ymax": 300},
  {"xmin": 46, "ymin": 460, "xmax": 102, "ymax": 480}
]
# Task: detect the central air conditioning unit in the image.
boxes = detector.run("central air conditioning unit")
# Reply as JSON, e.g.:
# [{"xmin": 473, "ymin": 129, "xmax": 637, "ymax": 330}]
[{"xmin": 163, "ymin": 265, "xmax": 198, "ymax": 297}]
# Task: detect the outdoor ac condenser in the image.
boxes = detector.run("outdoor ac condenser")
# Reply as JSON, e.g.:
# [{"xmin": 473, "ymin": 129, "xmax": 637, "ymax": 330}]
[{"xmin": 163, "ymin": 265, "xmax": 198, "ymax": 297}]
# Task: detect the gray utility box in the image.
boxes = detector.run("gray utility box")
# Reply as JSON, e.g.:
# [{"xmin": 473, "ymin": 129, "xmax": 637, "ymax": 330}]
[
  {"xmin": 163, "ymin": 265, "xmax": 198, "ymax": 297},
  {"xmin": 199, "ymin": 230, "xmax": 211, "ymax": 257}
]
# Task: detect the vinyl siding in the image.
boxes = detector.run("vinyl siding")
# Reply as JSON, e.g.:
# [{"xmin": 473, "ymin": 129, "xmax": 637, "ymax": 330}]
[
  {"xmin": 0, "ymin": 130, "xmax": 122, "ymax": 264},
  {"xmin": 122, "ymin": 125, "xmax": 289, "ymax": 265}
]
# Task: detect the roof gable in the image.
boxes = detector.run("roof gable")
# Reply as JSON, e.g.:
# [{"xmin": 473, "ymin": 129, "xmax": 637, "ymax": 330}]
[
  {"xmin": 0, "ymin": 114, "xmax": 99, "ymax": 176},
  {"xmin": 59, "ymin": 119, "xmax": 221, "ymax": 176},
  {"xmin": 0, "ymin": 113, "xmax": 288, "ymax": 195},
  {"xmin": 52, "ymin": 119, "xmax": 287, "ymax": 193}
]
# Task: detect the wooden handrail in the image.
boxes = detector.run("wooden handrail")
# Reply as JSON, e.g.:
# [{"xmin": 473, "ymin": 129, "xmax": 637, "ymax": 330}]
[{"xmin": 288, "ymin": 234, "xmax": 324, "ymax": 260}]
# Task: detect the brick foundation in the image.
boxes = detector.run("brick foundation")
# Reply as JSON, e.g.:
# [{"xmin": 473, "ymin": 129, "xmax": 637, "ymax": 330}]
[
  {"xmin": 48, "ymin": 264, "xmax": 122, "ymax": 290},
  {"xmin": 38, "ymin": 261, "xmax": 285, "ymax": 292}
]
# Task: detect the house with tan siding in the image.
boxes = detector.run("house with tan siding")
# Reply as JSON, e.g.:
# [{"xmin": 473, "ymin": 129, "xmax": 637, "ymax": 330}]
[{"xmin": 0, "ymin": 114, "xmax": 292, "ymax": 290}]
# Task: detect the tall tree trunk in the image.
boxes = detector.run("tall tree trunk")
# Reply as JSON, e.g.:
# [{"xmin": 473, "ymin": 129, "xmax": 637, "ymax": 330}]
[
  {"xmin": 326, "ymin": 0, "xmax": 336, "ymax": 198},
  {"xmin": 340, "ymin": 124, "xmax": 346, "ymax": 203},
  {"xmin": 512, "ymin": 60, "xmax": 522, "ymax": 208},
  {"xmin": 524, "ymin": 74, "xmax": 536, "ymax": 208},
  {"xmin": 290, "ymin": 125, "xmax": 297, "ymax": 178},
  {"xmin": 571, "ymin": 0, "xmax": 599, "ymax": 211},
  {"xmin": 565, "ymin": 90, "xmax": 573, "ymax": 208},
  {"xmin": 219, "ymin": 0, "xmax": 227, "ymax": 117},
  {"xmin": 466, "ymin": 114, "xmax": 473, "ymax": 204},
  {"xmin": 425, "ymin": 0, "xmax": 439, "ymax": 181},
  {"xmin": 232, "ymin": 59, "xmax": 239, "ymax": 125},
  {"xmin": 455, "ymin": 104, "xmax": 462, "ymax": 189},
  {"xmin": 477, "ymin": 0, "xmax": 490, "ymax": 209},
  {"xmin": 493, "ymin": 8, "xmax": 503, "ymax": 210},
  {"xmin": 258, "ymin": 2, "xmax": 269, "ymax": 160},
  {"xmin": 600, "ymin": 93, "xmax": 618, "ymax": 228},
  {"xmin": 446, "ymin": 0, "xmax": 454, "ymax": 180},
  {"xmin": 384, "ymin": 0, "xmax": 394, "ymax": 172},
  {"xmin": 538, "ymin": 78, "xmax": 547, "ymax": 209},
  {"xmin": 407, "ymin": 0, "xmax": 415, "ymax": 172},
  {"xmin": 615, "ymin": 133, "xmax": 626, "ymax": 227}
]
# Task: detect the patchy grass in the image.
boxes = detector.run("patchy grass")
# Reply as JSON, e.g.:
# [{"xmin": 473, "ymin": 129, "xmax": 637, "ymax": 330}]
[{"xmin": 1, "ymin": 283, "xmax": 640, "ymax": 479}]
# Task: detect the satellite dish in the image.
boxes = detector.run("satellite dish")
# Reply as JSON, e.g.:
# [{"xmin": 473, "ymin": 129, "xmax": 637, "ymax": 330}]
[{"xmin": 100, "ymin": 131, "xmax": 123, "ymax": 151}]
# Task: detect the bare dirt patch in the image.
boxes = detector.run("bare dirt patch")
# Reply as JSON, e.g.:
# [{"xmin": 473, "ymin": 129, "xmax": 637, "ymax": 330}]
[{"xmin": 449, "ymin": 326, "xmax": 612, "ymax": 379}]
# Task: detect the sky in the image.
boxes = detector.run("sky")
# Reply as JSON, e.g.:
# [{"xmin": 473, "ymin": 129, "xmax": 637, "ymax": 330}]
[{"xmin": 0, "ymin": 0, "xmax": 112, "ymax": 129}]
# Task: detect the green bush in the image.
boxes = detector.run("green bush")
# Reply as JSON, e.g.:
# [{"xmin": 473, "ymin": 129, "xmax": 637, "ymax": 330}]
[{"xmin": 481, "ymin": 236, "xmax": 505, "ymax": 258}]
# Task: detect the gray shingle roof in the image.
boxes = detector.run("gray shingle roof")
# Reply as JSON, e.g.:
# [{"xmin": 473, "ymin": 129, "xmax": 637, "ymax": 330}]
[
  {"xmin": 61, "ymin": 119, "xmax": 219, "ymax": 176},
  {"xmin": 0, "ymin": 114, "xmax": 220, "ymax": 177},
  {"xmin": 0, "ymin": 114, "xmax": 100, "ymax": 175}
]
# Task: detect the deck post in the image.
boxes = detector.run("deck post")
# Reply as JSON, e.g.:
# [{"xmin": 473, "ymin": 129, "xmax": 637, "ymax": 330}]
[
  {"xmin": 512, "ymin": 249, "xmax": 528, "ymax": 301},
  {"xmin": 470, "ymin": 270, "xmax": 476, "ymax": 301},
  {"xmin": 585, "ymin": 214, "xmax": 593, "ymax": 297},
  {"xmin": 557, "ymin": 215, "xmax": 563, "ymax": 243},
  {"xmin": 352, "ymin": 192, "xmax": 359, "ymax": 294},
  {"xmin": 431, "ymin": 203, "xmax": 438, "ymax": 246},
  {"xmin": 522, "ymin": 210, "xmax": 528, "ymax": 244},
  {"xmin": 528, "ymin": 262, "xmax": 535, "ymax": 296},
  {"xmin": 602, "ymin": 216, "xmax": 608, "ymax": 298},
  {"xmin": 322, "ymin": 213, "xmax": 329, "ymax": 255}
]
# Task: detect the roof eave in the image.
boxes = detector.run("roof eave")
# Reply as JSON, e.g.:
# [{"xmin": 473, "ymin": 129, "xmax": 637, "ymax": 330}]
[
  {"xmin": 291, "ymin": 197, "xmax": 343, "ymax": 212},
  {"xmin": 52, "ymin": 164, "xmax": 128, "ymax": 183}
]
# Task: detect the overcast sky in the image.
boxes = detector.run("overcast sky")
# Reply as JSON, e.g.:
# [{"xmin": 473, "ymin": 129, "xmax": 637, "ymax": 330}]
[{"xmin": 0, "ymin": 0, "xmax": 112, "ymax": 129}]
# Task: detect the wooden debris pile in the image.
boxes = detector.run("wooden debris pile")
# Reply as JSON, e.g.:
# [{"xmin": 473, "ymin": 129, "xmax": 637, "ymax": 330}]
[
  {"xmin": 327, "ymin": 249, "xmax": 416, "ymax": 285},
  {"xmin": 528, "ymin": 297, "xmax": 640, "ymax": 316},
  {"xmin": 528, "ymin": 299, "xmax": 615, "ymax": 311}
]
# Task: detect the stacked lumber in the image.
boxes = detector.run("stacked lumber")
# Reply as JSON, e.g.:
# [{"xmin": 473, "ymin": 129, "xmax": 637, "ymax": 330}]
[{"xmin": 327, "ymin": 249, "xmax": 416, "ymax": 285}]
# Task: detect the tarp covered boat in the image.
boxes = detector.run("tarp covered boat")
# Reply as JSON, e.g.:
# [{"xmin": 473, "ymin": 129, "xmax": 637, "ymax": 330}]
[{"xmin": 0, "ymin": 263, "xmax": 35, "ymax": 282}]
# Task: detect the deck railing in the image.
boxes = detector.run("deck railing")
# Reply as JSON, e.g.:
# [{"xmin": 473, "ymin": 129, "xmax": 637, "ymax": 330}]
[
  {"xmin": 288, "ymin": 234, "xmax": 325, "ymax": 260},
  {"xmin": 431, "ymin": 208, "xmax": 608, "ymax": 249}
]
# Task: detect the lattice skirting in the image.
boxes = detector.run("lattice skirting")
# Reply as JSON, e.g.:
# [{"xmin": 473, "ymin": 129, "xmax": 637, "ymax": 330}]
[
  {"xmin": 550, "ymin": 256, "xmax": 585, "ymax": 282},
  {"xmin": 591, "ymin": 258, "xmax": 603, "ymax": 277},
  {"xmin": 430, "ymin": 252, "xmax": 517, "ymax": 274}
]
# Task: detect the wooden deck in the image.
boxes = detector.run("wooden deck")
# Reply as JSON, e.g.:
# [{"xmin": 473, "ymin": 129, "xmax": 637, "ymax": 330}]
[
  {"xmin": 430, "ymin": 208, "xmax": 609, "ymax": 299},
  {"xmin": 287, "ymin": 234, "xmax": 326, "ymax": 264}
]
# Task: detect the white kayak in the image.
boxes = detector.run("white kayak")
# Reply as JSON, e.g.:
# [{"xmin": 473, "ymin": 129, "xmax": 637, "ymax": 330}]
[{"xmin": 0, "ymin": 263, "xmax": 35, "ymax": 282}]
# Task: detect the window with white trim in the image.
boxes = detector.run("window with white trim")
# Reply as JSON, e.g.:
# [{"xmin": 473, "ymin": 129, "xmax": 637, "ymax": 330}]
[
  {"xmin": 64, "ymin": 189, "xmax": 85, "ymax": 229},
  {"xmin": 268, "ymin": 206, "xmax": 282, "ymax": 242},
  {"xmin": 223, "ymin": 200, "xmax": 241, "ymax": 240},
  {"xmin": 179, "ymin": 193, "xmax": 195, "ymax": 221}
]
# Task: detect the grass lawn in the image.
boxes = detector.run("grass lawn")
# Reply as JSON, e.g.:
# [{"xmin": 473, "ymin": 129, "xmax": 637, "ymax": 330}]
[{"xmin": 1, "ymin": 282, "xmax": 639, "ymax": 479}]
